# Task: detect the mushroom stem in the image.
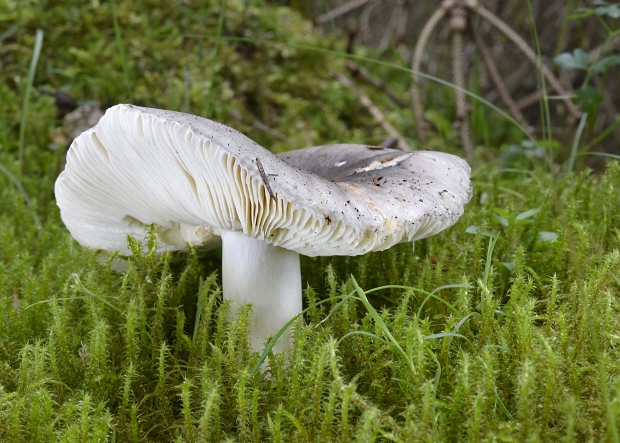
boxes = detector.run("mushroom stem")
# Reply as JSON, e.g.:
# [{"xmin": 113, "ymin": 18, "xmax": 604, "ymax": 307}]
[{"xmin": 221, "ymin": 231, "xmax": 302, "ymax": 353}]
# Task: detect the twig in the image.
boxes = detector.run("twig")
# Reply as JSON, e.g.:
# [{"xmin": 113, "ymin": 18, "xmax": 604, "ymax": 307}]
[
  {"xmin": 472, "ymin": 3, "xmax": 582, "ymax": 120},
  {"xmin": 395, "ymin": 2, "xmax": 409, "ymax": 43},
  {"xmin": 516, "ymin": 90, "xmax": 543, "ymax": 111},
  {"xmin": 360, "ymin": 1, "xmax": 380, "ymax": 38},
  {"xmin": 410, "ymin": 7, "xmax": 447, "ymax": 143},
  {"xmin": 380, "ymin": 137, "xmax": 398, "ymax": 150},
  {"xmin": 378, "ymin": 0, "xmax": 405, "ymax": 52},
  {"xmin": 346, "ymin": 60, "xmax": 408, "ymax": 108},
  {"xmin": 476, "ymin": 32, "xmax": 534, "ymax": 134},
  {"xmin": 206, "ymin": 0, "xmax": 227, "ymax": 119},
  {"xmin": 253, "ymin": 121, "xmax": 291, "ymax": 143},
  {"xmin": 314, "ymin": 0, "xmax": 370, "ymax": 26},
  {"xmin": 19, "ymin": 29, "xmax": 43, "ymax": 177},
  {"xmin": 256, "ymin": 158, "xmax": 276, "ymax": 202},
  {"xmin": 229, "ymin": 110, "xmax": 292, "ymax": 145},
  {"xmin": 588, "ymin": 34, "xmax": 620, "ymax": 64},
  {"xmin": 451, "ymin": 7, "xmax": 474, "ymax": 161},
  {"xmin": 336, "ymin": 72, "xmax": 413, "ymax": 151}
]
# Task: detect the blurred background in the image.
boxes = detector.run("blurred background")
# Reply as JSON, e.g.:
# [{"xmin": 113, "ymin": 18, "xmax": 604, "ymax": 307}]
[
  {"xmin": 2, "ymin": 0, "xmax": 619, "ymax": 175},
  {"xmin": 296, "ymin": 0, "xmax": 620, "ymax": 159}
]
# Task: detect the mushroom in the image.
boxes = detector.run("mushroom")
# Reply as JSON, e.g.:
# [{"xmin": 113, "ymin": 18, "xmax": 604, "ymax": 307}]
[{"xmin": 55, "ymin": 104, "xmax": 472, "ymax": 353}]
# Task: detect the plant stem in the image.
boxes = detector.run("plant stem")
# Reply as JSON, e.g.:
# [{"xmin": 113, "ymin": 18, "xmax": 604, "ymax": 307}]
[
  {"xmin": 567, "ymin": 112, "xmax": 588, "ymax": 173},
  {"xmin": 206, "ymin": 0, "xmax": 228, "ymax": 119},
  {"xmin": 110, "ymin": 0, "xmax": 133, "ymax": 102},
  {"xmin": 18, "ymin": 29, "xmax": 43, "ymax": 177}
]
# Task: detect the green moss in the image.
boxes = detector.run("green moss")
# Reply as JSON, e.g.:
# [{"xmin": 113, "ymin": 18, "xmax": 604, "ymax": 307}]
[{"xmin": 2, "ymin": 0, "xmax": 620, "ymax": 441}]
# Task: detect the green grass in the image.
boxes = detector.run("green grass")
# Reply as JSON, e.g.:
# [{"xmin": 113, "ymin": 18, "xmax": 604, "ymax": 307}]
[{"xmin": 2, "ymin": 0, "xmax": 620, "ymax": 441}]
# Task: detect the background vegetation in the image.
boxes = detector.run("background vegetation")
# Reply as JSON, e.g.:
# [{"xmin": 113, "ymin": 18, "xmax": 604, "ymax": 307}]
[{"xmin": 1, "ymin": 0, "xmax": 620, "ymax": 441}]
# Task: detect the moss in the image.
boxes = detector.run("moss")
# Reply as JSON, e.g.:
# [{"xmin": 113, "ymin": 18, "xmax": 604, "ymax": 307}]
[{"xmin": 2, "ymin": 0, "xmax": 620, "ymax": 441}]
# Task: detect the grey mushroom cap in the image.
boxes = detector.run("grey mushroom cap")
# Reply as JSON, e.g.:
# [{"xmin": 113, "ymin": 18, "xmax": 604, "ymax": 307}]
[{"xmin": 55, "ymin": 104, "xmax": 472, "ymax": 256}]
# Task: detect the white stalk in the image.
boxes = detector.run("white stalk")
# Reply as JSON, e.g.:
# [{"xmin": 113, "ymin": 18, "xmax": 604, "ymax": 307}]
[{"xmin": 221, "ymin": 231, "xmax": 302, "ymax": 354}]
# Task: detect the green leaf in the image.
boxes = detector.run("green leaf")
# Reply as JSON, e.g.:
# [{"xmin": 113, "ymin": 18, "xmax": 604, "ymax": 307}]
[
  {"xmin": 465, "ymin": 225, "xmax": 478, "ymax": 234},
  {"xmin": 493, "ymin": 207, "xmax": 510, "ymax": 218},
  {"xmin": 337, "ymin": 331, "xmax": 389, "ymax": 348},
  {"xmin": 492, "ymin": 208, "xmax": 510, "ymax": 227},
  {"xmin": 515, "ymin": 208, "xmax": 541, "ymax": 221},
  {"xmin": 424, "ymin": 109, "xmax": 455, "ymax": 139},
  {"xmin": 351, "ymin": 276, "xmax": 415, "ymax": 376},
  {"xmin": 501, "ymin": 261, "xmax": 516, "ymax": 272},
  {"xmin": 483, "ymin": 236, "xmax": 500, "ymax": 287},
  {"xmin": 596, "ymin": 4, "xmax": 620, "ymax": 18},
  {"xmin": 538, "ymin": 231, "xmax": 559, "ymax": 242},
  {"xmin": 493, "ymin": 213, "xmax": 509, "ymax": 227},
  {"xmin": 0, "ymin": 26, "xmax": 18, "ymax": 42},
  {"xmin": 453, "ymin": 312, "xmax": 482, "ymax": 333},
  {"xmin": 574, "ymin": 86, "xmax": 603, "ymax": 114},
  {"xmin": 554, "ymin": 49, "xmax": 589, "ymax": 71},
  {"xmin": 465, "ymin": 225, "xmax": 496, "ymax": 237},
  {"xmin": 569, "ymin": 8, "xmax": 597, "ymax": 19},
  {"xmin": 591, "ymin": 55, "xmax": 620, "ymax": 73},
  {"xmin": 424, "ymin": 332, "xmax": 467, "ymax": 340}
]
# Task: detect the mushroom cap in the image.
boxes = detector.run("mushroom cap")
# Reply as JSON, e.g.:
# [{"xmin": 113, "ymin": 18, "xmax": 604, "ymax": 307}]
[{"xmin": 55, "ymin": 104, "xmax": 472, "ymax": 257}]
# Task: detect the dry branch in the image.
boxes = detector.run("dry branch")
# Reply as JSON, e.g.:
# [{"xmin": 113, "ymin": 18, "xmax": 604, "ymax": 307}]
[
  {"xmin": 314, "ymin": 0, "xmax": 370, "ymax": 26},
  {"xmin": 336, "ymin": 72, "xmax": 413, "ymax": 151},
  {"xmin": 346, "ymin": 60, "xmax": 408, "ymax": 108},
  {"xmin": 451, "ymin": 7, "xmax": 474, "ymax": 161},
  {"xmin": 516, "ymin": 90, "xmax": 543, "ymax": 111},
  {"xmin": 410, "ymin": 7, "xmax": 447, "ymax": 143},
  {"xmin": 472, "ymin": 3, "xmax": 582, "ymax": 119},
  {"xmin": 476, "ymin": 33, "xmax": 534, "ymax": 135}
]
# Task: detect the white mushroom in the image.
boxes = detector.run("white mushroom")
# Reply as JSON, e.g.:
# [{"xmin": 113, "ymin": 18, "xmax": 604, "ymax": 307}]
[{"xmin": 55, "ymin": 104, "xmax": 472, "ymax": 353}]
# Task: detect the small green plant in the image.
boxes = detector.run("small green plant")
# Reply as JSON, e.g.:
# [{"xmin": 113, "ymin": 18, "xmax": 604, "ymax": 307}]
[
  {"xmin": 554, "ymin": 1, "xmax": 620, "ymax": 160},
  {"xmin": 2, "ymin": 0, "xmax": 620, "ymax": 441}
]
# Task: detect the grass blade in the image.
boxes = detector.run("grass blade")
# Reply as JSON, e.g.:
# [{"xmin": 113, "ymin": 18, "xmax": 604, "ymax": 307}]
[
  {"xmin": 336, "ymin": 331, "xmax": 389, "ymax": 348},
  {"xmin": 526, "ymin": 0, "xmax": 554, "ymax": 169},
  {"xmin": 351, "ymin": 276, "xmax": 415, "ymax": 376},
  {"xmin": 0, "ymin": 162, "xmax": 42, "ymax": 230},
  {"xmin": 416, "ymin": 284, "xmax": 471, "ymax": 320},
  {"xmin": 574, "ymin": 151, "xmax": 620, "ymax": 162},
  {"xmin": 0, "ymin": 26, "xmax": 18, "ymax": 42},
  {"xmin": 193, "ymin": 272, "xmax": 217, "ymax": 340},
  {"xmin": 567, "ymin": 112, "xmax": 588, "ymax": 173},
  {"xmin": 250, "ymin": 294, "xmax": 352, "ymax": 376},
  {"xmin": 25, "ymin": 294, "xmax": 121, "ymax": 313},
  {"xmin": 423, "ymin": 332, "xmax": 467, "ymax": 340},
  {"xmin": 205, "ymin": 0, "xmax": 227, "ymax": 118},
  {"xmin": 18, "ymin": 28, "xmax": 43, "ymax": 177},
  {"xmin": 483, "ymin": 236, "xmax": 499, "ymax": 287},
  {"xmin": 452, "ymin": 312, "xmax": 481, "ymax": 333},
  {"xmin": 109, "ymin": 0, "xmax": 133, "ymax": 101}
]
